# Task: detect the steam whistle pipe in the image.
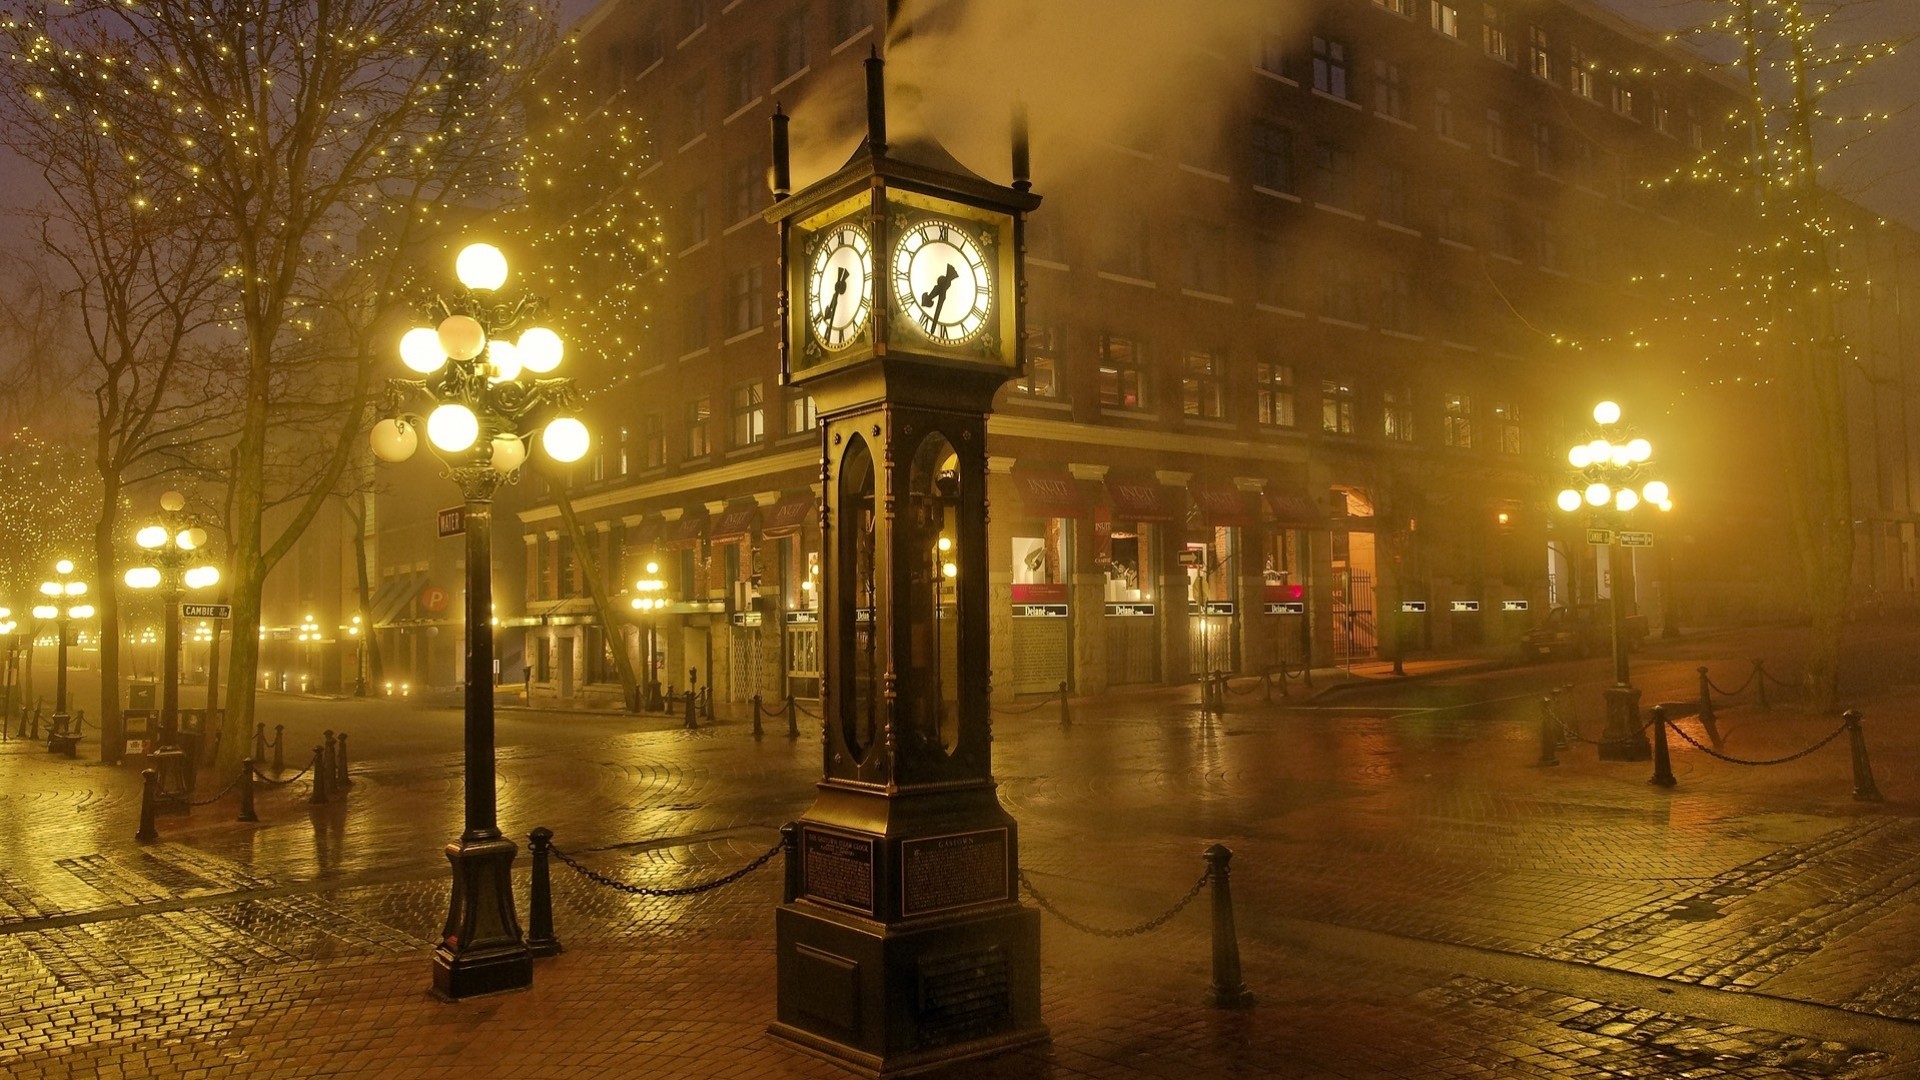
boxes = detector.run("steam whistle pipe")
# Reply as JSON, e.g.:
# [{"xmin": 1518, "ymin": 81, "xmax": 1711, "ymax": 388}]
[
  {"xmin": 1011, "ymin": 98, "xmax": 1031, "ymax": 191},
  {"xmin": 865, "ymin": 48, "xmax": 887, "ymax": 155},
  {"xmin": 770, "ymin": 106, "xmax": 791, "ymax": 201}
]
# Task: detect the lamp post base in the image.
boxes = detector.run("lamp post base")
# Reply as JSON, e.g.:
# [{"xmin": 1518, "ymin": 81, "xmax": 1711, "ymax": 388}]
[
  {"xmin": 430, "ymin": 835, "xmax": 532, "ymax": 1001},
  {"xmin": 1599, "ymin": 685, "xmax": 1649, "ymax": 761}
]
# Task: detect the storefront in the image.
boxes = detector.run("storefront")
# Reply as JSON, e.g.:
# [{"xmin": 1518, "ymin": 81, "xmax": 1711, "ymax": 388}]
[
  {"xmin": 1007, "ymin": 470, "xmax": 1084, "ymax": 695},
  {"xmin": 1186, "ymin": 481, "xmax": 1254, "ymax": 677},
  {"xmin": 1099, "ymin": 473, "xmax": 1177, "ymax": 685},
  {"xmin": 1261, "ymin": 485, "xmax": 1323, "ymax": 670},
  {"xmin": 760, "ymin": 491, "xmax": 819, "ymax": 701}
]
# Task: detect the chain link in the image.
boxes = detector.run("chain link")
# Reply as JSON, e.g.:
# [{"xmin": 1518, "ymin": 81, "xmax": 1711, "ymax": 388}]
[
  {"xmin": 792, "ymin": 700, "xmax": 821, "ymax": 720},
  {"xmin": 1704, "ymin": 669, "xmax": 1757, "ymax": 698},
  {"xmin": 990, "ymin": 696, "xmax": 1056, "ymax": 717},
  {"xmin": 251, "ymin": 762, "xmax": 313, "ymax": 787},
  {"xmin": 1222, "ymin": 677, "xmax": 1264, "ymax": 697},
  {"xmin": 1552, "ymin": 696, "xmax": 1656, "ymax": 747},
  {"xmin": 189, "ymin": 768, "xmax": 243, "ymax": 806},
  {"xmin": 550, "ymin": 839, "xmax": 784, "ymax": 898},
  {"xmin": 1663, "ymin": 715, "xmax": 1849, "ymax": 766},
  {"xmin": 1017, "ymin": 867, "xmax": 1210, "ymax": 939}
]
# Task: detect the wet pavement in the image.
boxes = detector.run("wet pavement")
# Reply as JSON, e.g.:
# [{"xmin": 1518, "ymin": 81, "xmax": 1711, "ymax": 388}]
[{"xmin": 3, "ymin": 622, "xmax": 1920, "ymax": 1077}]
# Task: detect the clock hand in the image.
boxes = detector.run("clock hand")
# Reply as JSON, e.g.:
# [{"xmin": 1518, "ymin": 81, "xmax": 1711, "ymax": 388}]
[
  {"xmin": 823, "ymin": 266, "xmax": 849, "ymax": 341},
  {"xmin": 920, "ymin": 264, "xmax": 958, "ymax": 330}
]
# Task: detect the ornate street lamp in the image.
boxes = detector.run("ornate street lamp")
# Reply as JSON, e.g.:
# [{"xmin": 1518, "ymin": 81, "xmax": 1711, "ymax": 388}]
[
  {"xmin": 124, "ymin": 491, "xmax": 221, "ymax": 751},
  {"xmin": 0, "ymin": 607, "xmax": 17, "ymax": 731},
  {"xmin": 630, "ymin": 560, "xmax": 667, "ymax": 710},
  {"xmin": 369, "ymin": 241, "xmax": 586, "ymax": 1001},
  {"xmin": 33, "ymin": 559, "xmax": 93, "ymax": 738},
  {"xmin": 1555, "ymin": 400, "xmax": 1673, "ymax": 760}
]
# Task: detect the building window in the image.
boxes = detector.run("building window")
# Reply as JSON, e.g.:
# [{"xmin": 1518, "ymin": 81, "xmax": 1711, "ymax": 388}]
[
  {"xmin": 1485, "ymin": 108, "xmax": 1510, "ymax": 159},
  {"xmin": 727, "ymin": 265, "xmax": 764, "ymax": 335},
  {"xmin": 1311, "ymin": 36, "xmax": 1350, "ymax": 99},
  {"xmin": 642, "ymin": 411, "xmax": 666, "ymax": 468},
  {"xmin": 1527, "ymin": 26, "xmax": 1551, "ymax": 79},
  {"xmin": 775, "ymin": 8, "xmax": 809, "ymax": 81},
  {"xmin": 1436, "ymin": 186, "xmax": 1468, "ymax": 243},
  {"xmin": 678, "ymin": 79, "xmax": 707, "ymax": 143},
  {"xmin": 1373, "ymin": 0, "xmax": 1412, "ymax": 14},
  {"xmin": 731, "ymin": 381, "xmax": 765, "ymax": 447},
  {"xmin": 1320, "ymin": 255, "xmax": 1361, "ymax": 323},
  {"xmin": 1532, "ymin": 120, "xmax": 1557, "ymax": 174},
  {"xmin": 1444, "ymin": 393, "xmax": 1474, "ymax": 448},
  {"xmin": 1490, "ymin": 400, "xmax": 1521, "ymax": 453},
  {"xmin": 1654, "ymin": 96, "xmax": 1676, "ymax": 136},
  {"xmin": 1314, "ymin": 142, "xmax": 1353, "ymax": 208},
  {"xmin": 680, "ymin": 0, "xmax": 707, "ymax": 37},
  {"xmin": 1378, "ymin": 164, "xmax": 1408, "ymax": 224},
  {"xmin": 1431, "ymin": 2, "xmax": 1459, "ymax": 36},
  {"xmin": 787, "ymin": 392, "xmax": 817, "ymax": 435},
  {"xmin": 1181, "ymin": 349, "xmax": 1224, "ymax": 419},
  {"xmin": 588, "ymin": 443, "xmax": 605, "ymax": 482},
  {"xmin": 1537, "ymin": 218, "xmax": 1562, "ymax": 269},
  {"xmin": 1251, "ymin": 121, "xmax": 1294, "ymax": 193},
  {"xmin": 1182, "ymin": 220, "xmax": 1225, "ymax": 294},
  {"xmin": 1612, "ymin": 82, "xmax": 1636, "ymax": 119},
  {"xmin": 1570, "ymin": 47, "xmax": 1596, "ymax": 99},
  {"xmin": 1482, "ymin": 4, "xmax": 1512, "ymax": 62},
  {"xmin": 680, "ymin": 287, "xmax": 709, "ymax": 352},
  {"xmin": 726, "ymin": 44, "xmax": 759, "ymax": 112},
  {"xmin": 1433, "ymin": 88, "xmax": 1457, "ymax": 139},
  {"xmin": 1383, "ymin": 387, "xmax": 1414, "ymax": 441},
  {"xmin": 679, "ymin": 187, "xmax": 708, "ymax": 248},
  {"xmin": 1098, "ymin": 334, "xmax": 1147, "ymax": 409},
  {"xmin": 1489, "ymin": 201, "xmax": 1522, "ymax": 259},
  {"xmin": 829, "ymin": 0, "xmax": 865, "ymax": 44},
  {"xmin": 1256, "ymin": 30, "xmax": 1289, "ymax": 79},
  {"xmin": 1101, "ymin": 211, "xmax": 1152, "ymax": 279},
  {"xmin": 1257, "ymin": 363, "xmax": 1296, "ymax": 427},
  {"xmin": 1380, "ymin": 270, "xmax": 1413, "ymax": 332},
  {"xmin": 1373, "ymin": 60, "xmax": 1405, "ymax": 120},
  {"xmin": 685, "ymin": 397, "xmax": 713, "ymax": 459},
  {"xmin": 726, "ymin": 154, "xmax": 761, "ymax": 224},
  {"xmin": 617, "ymin": 426, "xmax": 630, "ymax": 475},
  {"xmin": 635, "ymin": 18, "xmax": 666, "ymax": 70},
  {"xmin": 1254, "ymin": 236, "xmax": 1298, "ymax": 309},
  {"xmin": 1018, "ymin": 322, "xmax": 1062, "ymax": 399},
  {"xmin": 1321, "ymin": 380, "xmax": 1355, "ymax": 435}
]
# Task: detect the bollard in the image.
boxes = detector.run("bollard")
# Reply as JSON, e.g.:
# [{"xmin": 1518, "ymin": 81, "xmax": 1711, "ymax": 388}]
[
  {"xmin": 684, "ymin": 689, "xmax": 697, "ymax": 729},
  {"xmin": 1846, "ymin": 710, "xmax": 1883, "ymax": 802},
  {"xmin": 752, "ymin": 694, "xmax": 764, "ymax": 739},
  {"xmin": 1754, "ymin": 659, "xmax": 1771, "ymax": 711},
  {"xmin": 309, "ymin": 746, "xmax": 329, "ymax": 804},
  {"xmin": 1058, "ymin": 680, "xmax": 1071, "ymax": 730},
  {"xmin": 780, "ymin": 821, "xmax": 802, "ymax": 903},
  {"xmin": 323, "ymin": 730, "xmax": 336, "ymax": 785},
  {"xmin": 335, "ymin": 732, "xmax": 350, "ymax": 787},
  {"xmin": 253, "ymin": 722, "xmax": 267, "ymax": 763},
  {"xmin": 1649, "ymin": 706, "xmax": 1676, "ymax": 788},
  {"xmin": 238, "ymin": 759, "xmax": 259, "ymax": 822},
  {"xmin": 135, "ymin": 768, "xmax": 159, "ymax": 842},
  {"xmin": 1697, "ymin": 667, "xmax": 1722, "ymax": 749},
  {"xmin": 786, "ymin": 695, "xmax": 799, "ymax": 739},
  {"xmin": 1536, "ymin": 696, "xmax": 1559, "ymax": 767},
  {"xmin": 527, "ymin": 827, "xmax": 563, "ymax": 957},
  {"xmin": 272, "ymin": 724, "xmax": 285, "ymax": 773},
  {"xmin": 1204, "ymin": 844, "xmax": 1254, "ymax": 1008}
]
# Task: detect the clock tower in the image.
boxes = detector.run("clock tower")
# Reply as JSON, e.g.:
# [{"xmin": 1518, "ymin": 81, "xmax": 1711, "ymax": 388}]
[{"xmin": 763, "ymin": 53, "xmax": 1047, "ymax": 1075}]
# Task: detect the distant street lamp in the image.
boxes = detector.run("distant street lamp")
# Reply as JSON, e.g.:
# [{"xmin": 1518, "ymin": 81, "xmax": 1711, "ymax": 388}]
[
  {"xmin": 124, "ymin": 491, "xmax": 221, "ymax": 754},
  {"xmin": 33, "ymin": 559, "xmax": 93, "ymax": 738},
  {"xmin": 0, "ymin": 607, "xmax": 18, "ymax": 730},
  {"xmin": 369, "ymin": 241, "xmax": 585, "ymax": 1001},
  {"xmin": 630, "ymin": 561, "xmax": 668, "ymax": 710},
  {"xmin": 1555, "ymin": 401, "xmax": 1673, "ymax": 760}
]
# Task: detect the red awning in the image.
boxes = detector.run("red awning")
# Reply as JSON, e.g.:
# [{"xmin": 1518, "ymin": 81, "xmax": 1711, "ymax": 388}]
[
  {"xmin": 1265, "ymin": 485, "xmax": 1326, "ymax": 527},
  {"xmin": 1104, "ymin": 475, "xmax": 1179, "ymax": 523},
  {"xmin": 760, "ymin": 493, "xmax": 815, "ymax": 537},
  {"xmin": 709, "ymin": 504, "xmax": 759, "ymax": 542},
  {"xmin": 1190, "ymin": 482, "xmax": 1257, "ymax": 528},
  {"xmin": 1011, "ymin": 470, "xmax": 1088, "ymax": 519}
]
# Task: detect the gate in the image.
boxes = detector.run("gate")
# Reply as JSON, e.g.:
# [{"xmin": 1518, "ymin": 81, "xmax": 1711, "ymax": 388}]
[{"xmin": 1333, "ymin": 569, "xmax": 1377, "ymax": 660}]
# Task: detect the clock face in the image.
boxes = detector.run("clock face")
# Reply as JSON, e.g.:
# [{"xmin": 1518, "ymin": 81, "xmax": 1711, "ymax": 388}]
[
  {"xmin": 893, "ymin": 218, "xmax": 993, "ymax": 346},
  {"xmin": 807, "ymin": 223, "xmax": 873, "ymax": 350}
]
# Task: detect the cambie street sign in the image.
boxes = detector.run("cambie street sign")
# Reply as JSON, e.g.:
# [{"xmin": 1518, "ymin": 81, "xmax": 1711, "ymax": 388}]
[
  {"xmin": 181, "ymin": 603, "xmax": 231, "ymax": 619},
  {"xmin": 1585, "ymin": 527, "xmax": 1614, "ymax": 545}
]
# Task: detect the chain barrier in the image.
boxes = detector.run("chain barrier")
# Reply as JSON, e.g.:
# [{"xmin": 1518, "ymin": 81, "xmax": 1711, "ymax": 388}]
[
  {"xmin": 1662, "ymin": 715, "xmax": 1849, "ymax": 767},
  {"xmin": 1551, "ymin": 694, "xmax": 1656, "ymax": 747},
  {"xmin": 1758, "ymin": 666, "xmax": 1800, "ymax": 690},
  {"xmin": 550, "ymin": 839, "xmax": 784, "ymax": 898},
  {"xmin": 989, "ymin": 695, "xmax": 1056, "ymax": 717},
  {"xmin": 792, "ymin": 699, "xmax": 821, "ymax": 720},
  {"xmin": 1222, "ymin": 676, "xmax": 1263, "ymax": 697},
  {"xmin": 189, "ymin": 768, "xmax": 243, "ymax": 806},
  {"xmin": 251, "ymin": 762, "xmax": 313, "ymax": 787},
  {"xmin": 1016, "ymin": 867, "xmax": 1210, "ymax": 939},
  {"xmin": 1703, "ymin": 668, "xmax": 1758, "ymax": 698}
]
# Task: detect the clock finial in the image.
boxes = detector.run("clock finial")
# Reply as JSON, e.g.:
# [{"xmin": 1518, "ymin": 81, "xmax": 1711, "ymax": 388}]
[
  {"xmin": 865, "ymin": 49, "xmax": 888, "ymax": 157},
  {"xmin": 770, "ymin": 105, "xmax": 791, "ymax": 202},
  {"xmin": 1011, "ymin": 98, "xmax": 1031, "ymax": 193}
]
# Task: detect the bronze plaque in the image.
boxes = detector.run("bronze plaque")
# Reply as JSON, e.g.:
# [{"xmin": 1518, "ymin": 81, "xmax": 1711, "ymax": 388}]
[
  {"xmin": 803, "ymin": 828, "xmax": 876, "ymax": 914},
  {"xmin": 901, "ymin": 829, "xmax": 1009, "ymax": 917}
]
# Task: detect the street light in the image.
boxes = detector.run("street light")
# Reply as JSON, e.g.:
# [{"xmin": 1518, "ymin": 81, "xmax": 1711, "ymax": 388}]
[
  {"xmin": 33, "ymin": 559, "xmax": 93, "ymax": 739},
  {"xmin": 370, "ymin": 241, "xmax": 583, "ymax": 1001},
  {"xmin": 1555, "ymin": 400, "xmax": 1673, "ymax": 760},
  {"xmin": 0, "ymin": 607, "xmax": 17, "ymax": 731},
  {"xmin": 123, "ymin": 491, "xmax": 221, "ymax": 759},
  {"xmin": 630, "ymin": 560, "xmax": 667, "ymax": 710}
]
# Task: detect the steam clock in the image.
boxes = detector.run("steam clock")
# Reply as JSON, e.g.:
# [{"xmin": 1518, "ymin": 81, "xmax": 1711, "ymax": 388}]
[{"xmin": 764, "ymin": 56, "xmax": 1047, "ymax": 1074}]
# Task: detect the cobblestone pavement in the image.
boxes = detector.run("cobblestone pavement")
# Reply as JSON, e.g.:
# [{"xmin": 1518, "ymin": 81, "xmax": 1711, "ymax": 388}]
[{"xmin": 2, "ymin": 622, "xmax": 1920, "ymax": 1077}]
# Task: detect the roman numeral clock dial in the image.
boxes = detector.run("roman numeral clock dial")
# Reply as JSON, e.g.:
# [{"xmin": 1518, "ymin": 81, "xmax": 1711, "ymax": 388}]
[
  {"xmin": 892, "ymin": 218, "xmax": 993, "ymax": 347},
  {"xmin": 806, "ymin": 223, "xmax": 873, "ymax": 351}
]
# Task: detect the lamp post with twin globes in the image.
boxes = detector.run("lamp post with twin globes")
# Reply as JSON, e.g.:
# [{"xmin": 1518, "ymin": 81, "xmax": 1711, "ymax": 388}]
[
  {"xmin": 369, "ymin": 242, "xmax": 588, "ymax": 1001},
  {"xmin": 124, "ymin": 491, "xmax": 221, "ymax": 754},
  {"xmin": 33, "ymin": 560, "xmax": 93, "ymax": 739}
]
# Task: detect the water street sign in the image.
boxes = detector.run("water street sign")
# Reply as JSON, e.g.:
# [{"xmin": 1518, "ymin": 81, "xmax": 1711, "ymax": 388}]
[
  {"xmin": 1401, "ymin": 601, "xmax": 1428, "ymax": 613},
  {"xmin": 437, "ymin": 506, "xmax": 465, "ymax": 537},
  {"xmin": 1618, "ymin": 531, "xmax": 1654, "ymax": 547},
  {"xmin": 181, "ymin": 603, "xmax": 231, "ymax": 619},
  {"xmin": 1450, "ymin": 600, "xmax": 1480, "ymax": 612},
  {"xmin": 1585, "ymin": 527, "xmax": 1614, "ymax": 545},
  {"xmin": 1502, "ymin": 599, "xmax": 1530, "ymax": 612}
]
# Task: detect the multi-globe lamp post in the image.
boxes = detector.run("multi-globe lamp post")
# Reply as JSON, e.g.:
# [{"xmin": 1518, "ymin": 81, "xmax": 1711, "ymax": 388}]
[
  {"xmin": 368, "ymin": 241, "xmax": 588, "ymax": 1001},
  {"xmin": 1555, "ymin": 401, "xmax": 1673, "ymax": 759},
  {"xmin": 124, "ymin": 491, "xmax": 222, "ymax": 763},
  {"xmin": 0, "ymin": 607, "xmax": 17, "ymax": 729},
  {"xmin": 630, "ymin": 562, "xmax": 667, "ymax": 710},
  {"xmin": 33, "ymin": 560, "xmax": 93, "ymax": 738}
]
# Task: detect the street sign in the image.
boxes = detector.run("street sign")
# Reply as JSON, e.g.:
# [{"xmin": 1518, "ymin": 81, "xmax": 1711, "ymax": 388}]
[
  {"xmin": 1618, "ymin": 531, "xmax": 1654, "ymax": 548},
  {"xmin": 1450, "ymin": 600, "xmax": 1480, "ymax": 613},
  {"xmin": 181, "ymin": 603, "xmax": 231, "ymax": 619},
  {"xmin": 732, "ymin": 611, "xmax": 763, "ymax": 627},
  {"xmin": 1264, "ymin": 601, "xmax": 1306, "ymax": 615},
  {"xmin": 1013, "ymin": 604, "xmax": 1069, "ymax": 618},
  {"xmin": 437, "ymin": 506, "xmax": 465, "ymax": 537},
  {"xmin": 1104, "ymin": 603, "xmax": 1156, "ymax": 617},
  {"xmin": 1585, "ymin": 527, "xmax": 1613, "ymax": 546},
  {"xmin": 419, "ymin": 584, "xmax": 451, "ymax": 614},
  {"xmin": 1199, "ymin": 601, "xmax": 1236, "ymax": 616},
  {"xmin": 1400, "ymin": 601, "xmax": 1428, "ymax": 613},
  {"xmin": 784, "ymin": 610, "xmax": 819, "ymax": 624},
  {"xmin": 1502, "ymin": 599, "xmax": 1530, "ymax": 612},
  {"xmin": 1177, "ymin": 549, "xmax": 1205, "ymax": 568}
]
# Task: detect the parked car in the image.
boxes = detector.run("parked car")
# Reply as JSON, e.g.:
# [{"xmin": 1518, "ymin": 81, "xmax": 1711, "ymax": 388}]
[{"xmin": 1519, "ymin": 603, "xmax": 1647, "ymax": 659}]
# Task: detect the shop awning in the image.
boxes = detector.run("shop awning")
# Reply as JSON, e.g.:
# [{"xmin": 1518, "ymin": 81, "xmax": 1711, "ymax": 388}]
[
  {"xmin": 709, "ymin": 503, "xmax": 759, "ymax": 542},
  {"xmin": 1012, "ymin": 470, "xmax": 1089, "ymax": 519},
  {"xmin": 1104, "ymin": 475, "xmax": 1179, "ymax": 523},
  {"xmin": 760, "ymin": 493, "xmax": 815, "ymax": 537},
  {"xmin": 664, "ymin": 514, "xmax": 707, "ymax": 547},
  {"xmin": 369, "ymin": 571, "xmax": 427, "ymax": 627},
  {"xmin": 1190, "ymin": 482, "xmax": 1257, "ymax": 528},
  {"xmin": 1265, "ymin": 485, "xmax": 1327, "ymax": 527}
]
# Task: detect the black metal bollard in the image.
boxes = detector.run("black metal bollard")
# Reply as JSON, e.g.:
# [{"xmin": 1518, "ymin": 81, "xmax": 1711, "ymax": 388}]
[
  {"xmin": 309, "ymin": 746, "xmax": 329, "ymax": 804},
  {"xmin": 1754, "ymin": 659, "xmax": 1771, "ymax": 711},
  {"xmin": 335, "ymin": 732, "xmax": 350, "ymax": 787},
  {"xmin": 135, "ymin": 768, "xmax": 159, "ymax": 842},
  {"xmin": 272, "ymin": 724, "xmax": 285, "ymax": 773},
  {"xmin": 684, "ymin": 689, "xmax": 697, "ymax": 729},
  {"xmin": 527, "ymin": 827, "xmax": 563, "ymax": 957},
  {"xmin": 752, "ymin": 694, "xmax": 764, "ymax": 739},
  {"xmin": 1204, "ymin": 844, "xmax": 1254, "ymax": 1008},
  {"xmin": 785, "ymin": 695, "xmax": 799, "ymax": 739},
  {"xmin": 1846, "ymin": 710, "xmax": 1883, "ymax": 802},
  {"xmin": 238, "ymin": 759, "xmax": 259, "ymax": 822},
  {"xmin": 1649, "ymin": 706, "xmax": 1676, "ymax": 788},
  {"xmin": 780, "ymin": 821, "xmax": 802, "ymax": 903},
  {"xmin": 253, "ymin": 722, "xmax": 267, "ymax": 763},
  {"xmin": 1058, "ymin": 681, "xmax": 1070, "ymax": 730},
  {"xmin": 1536, "ymin": 696, "xmax": 1559, "ymax": 767}
]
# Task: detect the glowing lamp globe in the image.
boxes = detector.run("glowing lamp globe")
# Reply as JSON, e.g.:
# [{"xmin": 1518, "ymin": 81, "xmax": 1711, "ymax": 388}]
[
  {"xmin": 1584, "ymin": 483, "xmax": 1611, "ymax": 507},
  {"xmin": 65, "ymin": 582, "xmax": 86, "ymax": 596},
  {"xmin": 136, "ymin": 525, "xmax": 169, "ymax": 549},
  {"xmin": 177, "ymin": 527, "xmax": 207, "ymax": 551},
  {"xmin": 456, "ymin": 243, "xmax": 509, "ymax": 291},
  {"xmin": 1627, "ymin": 438, "xmax": 1652, "ymax": 462},
  {"xmin": 160, "ymin": 490, "xmax": 186, "ymax": 512},
  {"xmin": 1568, "ymin": 446, "xmax": 1591, "ymax": 468},
  {"xmin": 1587, "ymin": 439, "xmax": 1611, "ymax": 463},
  {"xmin": 1610, "ymin": 445, "xmax": 1632, "ymax": 468},
  {"xmin": 487, "ymin": 339, "xmax": 522, "ymax": 382},
  {"xmin": 39, "ymin": 582, "xmax": 58, "ymax": 597},
  {"xmin": 70, "ymin": 605, "xmax": 93, "ymax": 619},
  {"xmin": 542, "ymin": 417, "xmax": 590, "ymax": 463},
  {"xmin": 55, "ymin": 559, "xmax": 73, "ymax": 574},
  {"xmin": 518, "ymin": 327, "xmax": 564, "ymax": 373},
  {"xmin": 184, "ymin": 566, "xmax": 221, "ymax": 590},
  {"xmin": 490, "ymin": 433, "xmax": 528, "ymax": 474},
  {"xmin": 426, "ymin": 403, "xmax": 480, "ymax": 452},
  {"xmin": 1615, "ymin": 488, "xmax": 1640, "ymax": 512},
  {"xmin": 1593, "ymin": 401, "xmax": 1621, "ymax": 425},
  {"xmin": 32, "ymin": 605, "xmax": 55, "ymax": 619},
  {"xmin": 124, "ymin": 567, "xmax": 162, "ymax": 589},
  {"xmin": 1556, "ymin": 489, "xmax": 1582, "ymax": 513},
  {"xmin": 437, "ymin": 315, "xmax": 487, "ymax": 362},
  {"xmin": 400, "ymin": 327, "xmax": 447, "ymax": 373},
  {"xmin": 1642, "ymin": 480, "xmax": 1670, "ymax": 504},
  {"xmin": 370, "ymin": 418, "xmax": 418, "ymax": 462}
]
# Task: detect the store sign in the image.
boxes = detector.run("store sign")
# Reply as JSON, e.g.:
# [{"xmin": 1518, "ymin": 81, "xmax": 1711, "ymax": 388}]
[
  {"xmin": 1450, "ymin": 600, "xmax": 1480, "ymax": 613},
  {"xmin": 1010, "ymin": 582, "xmax": 1069, "ymax": 604},
  {"xmin": 1502, "ymin": 599, "xmax": 1530, "ymax": 612},
  {"xmin": 732, "ymin": 611, "xmax": 763, "ymax": 627},
  {"xmin": 1199, "ymin": 601, "xmax": 1236, "ymax": 616},
  {"xmin": 1264, "ymin": 602, "xmax": 1306, "ymax": 615},
  {"xmin": 1400, "ymin": 601, "xmax": 1428, "ymax": 613},
  {"xmin": 1014, "ymin": 604, "xmax": 1069, "ymax": 619},
  {"xmin": 1618, "ymin": 531, "xmax": 1654, "ymax": 548},
  {"xmin": 1104, "ymin": 603, "xmax": 1156, "ymax": 617},
  {"xmin": 785, "ymin": 610, "xmax": 819, "ymax": 625}
]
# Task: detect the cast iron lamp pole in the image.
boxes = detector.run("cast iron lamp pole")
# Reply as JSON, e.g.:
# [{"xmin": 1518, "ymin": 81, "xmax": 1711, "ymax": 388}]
[
  {"xmin": 1555, "ymin": 400, "xmax": 1673, "ymax": 760},
  {"xmin": 124, "ymin": 491, "xmax": 221, "ymax": 751},
  {"xmin": 33, "ymin": 560, "xmax": 93, "ymax": 734},
  {"xmin": 368, "ymin": 241, "xmax": 588, "ymax": 1001},
  {"xmin": 0, "ymin": 608, "xmax": 15, "ymax": 729}
]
